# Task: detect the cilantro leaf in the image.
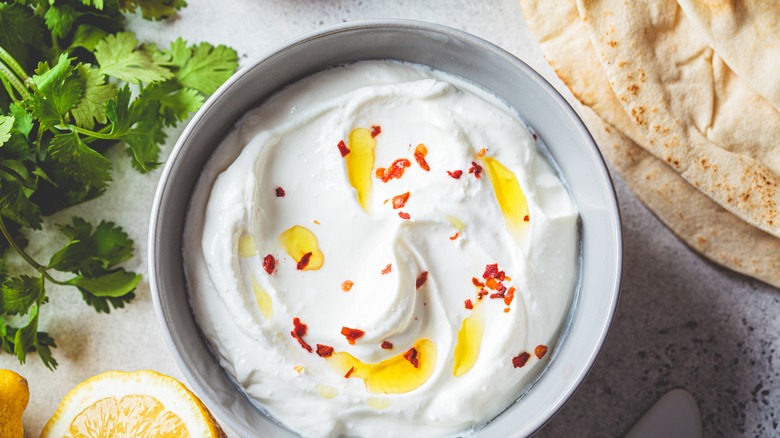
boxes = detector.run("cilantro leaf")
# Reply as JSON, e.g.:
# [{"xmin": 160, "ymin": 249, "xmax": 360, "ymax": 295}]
[
  {"xmin": 134, "ymin": 78, "xmax": 204, "ymax": 127},
  {"xmin": 10, "ymin": 301, "xmax": 57, "ymax": 370},
  {"xmin": 105, "ymin": 83, "xmax": 132, "ymax": 133},
  {"xmin": 67, "ymin": 24, "xmax": 110, "ymax": 52},
  {"xmin": 44, "ymin": 4, "xmax": 81, "ymax": 39},
  {"xmin": 70, "ymin": 63, "xmax": 116, "ymax": 129},
  {"xmin": 67, "ymin": 269, "xmax": 140, "ymax": 298},
  {"xmin": 50, "ymin": 218, "xmax": 134, "ymax": 275},
  {"xmin": 9, "ymin": 103, "xmax": 33, "ymax": 139},
  {"xmin": 78, "ymin": 289, "xmax": 134, "ymax": 313},
  {"xmin": 0, "ymin": 3, "xmax": 43, "ymax": 71},
  {"xmin": 167, "ymin": 38, "xmax": 238, "ymax": 95},
  {"xmin": 107, "ymin": 85, "xmax": 165, "ymax": 171},
  {"xmin": 0, "ymin": 180, "xmax": 42, "ymax": 229},
  {"xmin": 118, "ymin": 0, "xmax": 186, "ymax": 20},
  {"xmin": 33, "ymin": 331, "xmax": 57, "ymax": 370},
  {"xmin": 80, "ymin": 0, "xmax": 105, "ymax": 10},
  {"xmin": 49, "ymin": 132, "xmax": 111, "ymax": 188},
  {"xmin": 13, "ymin": 302, "xmax": 39, "ymax": 363},
  {"xmin": 0, "ymin": 275, "xmax": 44, "ymax": 316},
  {"xmin": 0, "ymin": 0, "xmax": 238, "ymax": 370},
  {"xmin": 0, "ymin": 115, "xmax": 12, "ymax": 146},
  {"xmin": 94, "ymin": 32, "xmax": 172, "ymax": 84},
  {"xmin": 27, "ymin": 54, "xmax": 84, "ymax": 130},
  {"xmin": 122, "ymin": 122, "xmax": 164, "ymax": 172},
  {"xmin": 48, "ymin": 218, "xmax": 139, "ymax": 314}
]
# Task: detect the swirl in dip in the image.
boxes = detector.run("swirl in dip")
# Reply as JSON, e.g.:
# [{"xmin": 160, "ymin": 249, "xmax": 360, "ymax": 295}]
[{"xmin": 184, "ymin": 61, "xmax": 579, "ymax": 437}]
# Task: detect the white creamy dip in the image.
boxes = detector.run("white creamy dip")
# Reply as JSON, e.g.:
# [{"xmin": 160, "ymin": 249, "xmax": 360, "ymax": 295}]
[{"xmin": 184, "ymin": 61, "xmax": 579, "ymax": 437}]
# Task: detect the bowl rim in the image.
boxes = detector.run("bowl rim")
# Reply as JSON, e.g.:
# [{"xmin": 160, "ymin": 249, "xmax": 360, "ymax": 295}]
[{"xmin": 149, "ymin": 18, "xmax": 623, "ymax": 437}]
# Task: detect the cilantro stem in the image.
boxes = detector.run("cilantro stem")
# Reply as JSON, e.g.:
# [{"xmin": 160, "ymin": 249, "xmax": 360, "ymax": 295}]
[
  {"xmin": 0, "ymin": 47, "xmax": 29, "ymax": 83},
  {"xmin": 0, "ymin": 165, "xmax": 35, "ymax": 189},
  {"xmin": 0, "ymin": 75, "xmax": 19, "ymax": 103},
  {"xmin": 0, "ymin": 216, "xmax": 43, "ymax": 270},
  {"xmin": 65, "ymin": 125, "xmax": 119, "ymax": 140},
  {"xmin": 0, "ymin": 217, "xmax": 69, "ymax": 287},
  {"xmin": 0, "ymin": 61, "xmax": 30, "ymax": 101}
]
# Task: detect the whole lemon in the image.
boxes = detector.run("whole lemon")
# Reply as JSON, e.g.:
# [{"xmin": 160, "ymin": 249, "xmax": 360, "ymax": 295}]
[{"xmin": 0, "ymin": 369, "xmax": 29, "ymax": 438}]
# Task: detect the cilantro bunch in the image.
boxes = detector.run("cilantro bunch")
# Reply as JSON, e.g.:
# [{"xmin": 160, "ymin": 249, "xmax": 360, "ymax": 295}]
[{"xmin": 0, "ymin": 0, "xmax": 238, "ymax": 369}]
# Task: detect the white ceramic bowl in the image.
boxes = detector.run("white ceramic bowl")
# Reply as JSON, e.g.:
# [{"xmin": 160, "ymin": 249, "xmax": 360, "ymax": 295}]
[{"xmin": 149, "ymin": 19, "xmax": 622, "ymax": 437}]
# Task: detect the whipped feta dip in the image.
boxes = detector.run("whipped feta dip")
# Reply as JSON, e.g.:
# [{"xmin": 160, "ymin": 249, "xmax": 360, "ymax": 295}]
[{"xmin": 184, "ymin": 61, "xmax": 579, "ymax": 437}]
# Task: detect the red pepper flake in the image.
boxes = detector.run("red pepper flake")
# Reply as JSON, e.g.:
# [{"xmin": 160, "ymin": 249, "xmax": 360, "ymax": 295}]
[
  {"xmin": 414, "ymin": 144, "xmax": 430, "ymax": 171},
  {"xmin": 313, "ymin": 219, "xmax": 321, "ymax": 225},
  {"xmin": 496, "ymin": 283, "xmax": 507, "ymax": 293},
  {"xmin": 337, "ymin": 140, "xmax": 350, "ymax": 157},
  {"xmin": 483, "ymin": 263, "xmax": 499, "ymax": 280},
  {"xmin": 465, "ymin": 299, "xmax": 473, "ymax": 310},
  {"xmin": 468, "ymin": 161, "xmax": 483, "ymax": 179},
  {"xmin": 512, "ymin": 352, "xmax": 531, "ymax": 368},
  {"xmin": 296, "ymin": 252, "xmax": 313, "ymax": 270},
  {"xmin": 370, "ymin": 125, "xmax": 382, "ymax": 138},
  {"xmin": 535, "ymin": 344, "xmax": 549, "ymax": 359},
  {"xmin": 477, "ymin": 147, "xmax": 486, "ymax": 157},
  {"xmin": 504, "ymin": 307, "xmax": 510, "ymax": 313},
  {"xmin": 449, "ymin": 232, "xmax": 459, "ymax": 240},
  {"xmin": 447, "ymin": 170, "xmax": 463, "ymax": 179},
  {"xmin": 392, "ymin": 192, "xmax": 410, "ymax": 209},
  {"xmin": 403, "ymin": 347, "xmax": 419, "ymax": 368},
  {"xmin": 485, "ymin": 278, "xmax": 498, "ymax": 290},
  {"xmin": 496, "ymin": 270, "xmax": 506, "ymax": 281},
  {"xmin": 381, "ymin": 340, "xmax": 394, "ymax": 350},
  {"xmin": 344, "ymin": 366, "xmax": 356, "ymax": 378},
  {"xmin": 263, "ymin": 254, "xmax": 276, "ymax": 275},
  {"xmin": 316, "ymin": 344, "xmax": 334, "ymax": 358},
  {"xmin": 524, "ymin": 215, "xmax": 530, "ymax": 222},
  {"xmin": 376, "ymin": 158, "xmax": 412, "ymax": 182},
  {"xmin": 504, "ymin": 287, "xmax": 516, "ymax": 306},
  {"xmin": 291, "ymin": 317, "xmax": 312, "ymax": 353},
  {"xmin": 489, "ymin": 291, "xmax": 505, "ymax": 299},
  {"xmin": 275, "ymin": 187, "xmax": 285, "ymax": 197},
  {"xmin": 381, "ymin": 264, "xmax": 392, "ymax": 275},
  {"xmin": 472, "ymin": 277, "xmax": 485, "ymax": 288},
  {"xmin": 341, "ymin": 280, "xmax": 354, "ymax": 292},
  {"xmin": 398, "ymin": 211, "xmax": 411, "ymax": 220},
  {"xmin": 477, "ymin": 289, "xmax": 488, "ymax": 300},
  {"xmin": 341, "ymin": 327, "xmax": 365, "ymax": 345},
  {"xmin": 416, "ymin": 271, "xmax": 428, "ymax": 289}
]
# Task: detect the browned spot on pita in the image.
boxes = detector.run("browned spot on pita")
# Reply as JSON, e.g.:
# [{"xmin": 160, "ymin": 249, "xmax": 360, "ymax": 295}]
[
  {"xmin": 607, "ymin": 40, "xmax": 618, "ymax": 47},
  {"xmin": 618, "ymin": 61, "xmax": 628, "ymax": 68},
  {"xmin": 630, "ymin": 106, "xmax": 647, "ymax": 126},
  {"xmin": 627, "ymin": 84, "xmax": 640, "ymax": 95}
]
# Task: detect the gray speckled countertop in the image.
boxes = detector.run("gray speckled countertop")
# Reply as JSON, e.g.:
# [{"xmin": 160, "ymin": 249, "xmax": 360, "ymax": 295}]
[{"xmin": 2, "ymin": 1, "xmax": 777, "ymax": 436}]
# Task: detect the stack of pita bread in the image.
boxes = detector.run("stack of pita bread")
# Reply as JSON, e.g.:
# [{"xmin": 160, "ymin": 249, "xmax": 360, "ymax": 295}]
[{"xmin": 520, "ymin": 0, "xmax": 780, "ymax": 288}]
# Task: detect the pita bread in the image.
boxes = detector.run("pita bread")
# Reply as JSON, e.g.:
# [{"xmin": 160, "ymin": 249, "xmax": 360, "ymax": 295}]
[
  {"xmin": 576, "ymin": 0, "xmax": 780, "ymax": 237},
  {"xmin": 580, "ymin": 106, "xmax": 780, "ymax": 288},
  {"xmin": 520, "ymin": 0, "xmax": 780, "ymax": 288},
  {"xmin": 676, "ymin": 0, "xmax": 780, "ymax": 111}
]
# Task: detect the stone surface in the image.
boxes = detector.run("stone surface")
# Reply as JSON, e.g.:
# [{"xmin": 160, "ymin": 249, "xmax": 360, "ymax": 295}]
[{"xmin": 2, "ymin": 1, "xmax": 777, "ymax": 437}]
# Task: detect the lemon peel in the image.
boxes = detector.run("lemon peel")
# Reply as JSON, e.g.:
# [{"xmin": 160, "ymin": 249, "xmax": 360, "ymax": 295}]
[{"xmin": 41, "ymin": 370, "xmax": 225, "ymax": 438}]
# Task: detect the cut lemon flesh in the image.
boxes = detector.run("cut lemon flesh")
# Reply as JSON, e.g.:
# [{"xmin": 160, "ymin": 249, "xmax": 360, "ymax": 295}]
[{"xmin": 41, "ymin": 370, "xmax": 225, "ymax": 438}]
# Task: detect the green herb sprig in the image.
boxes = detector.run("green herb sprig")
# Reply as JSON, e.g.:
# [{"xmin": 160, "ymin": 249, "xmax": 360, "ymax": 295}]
[{"xmin": 0, "ymin": 0, "xmax": 238, "ymax": 369}]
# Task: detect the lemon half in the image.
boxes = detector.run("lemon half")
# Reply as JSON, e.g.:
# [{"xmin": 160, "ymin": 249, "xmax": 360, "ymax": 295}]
[{"xmin": 41, "ymin": 370, "xmax": 225, "ymax": 438}]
